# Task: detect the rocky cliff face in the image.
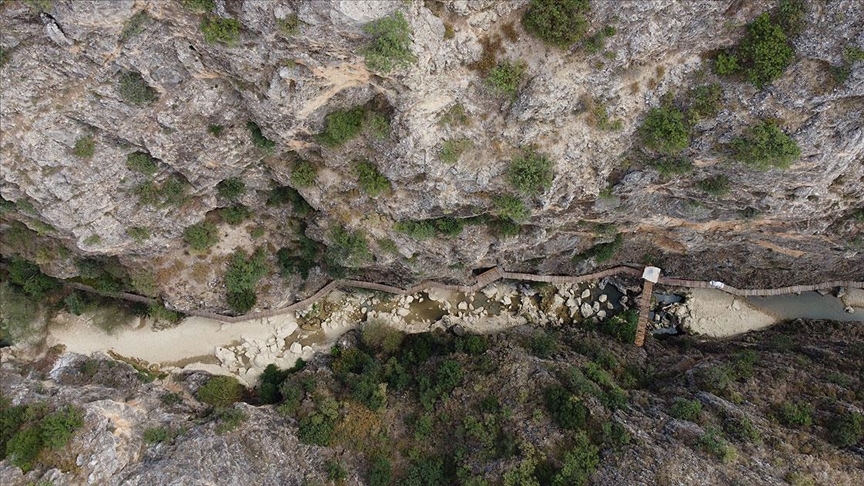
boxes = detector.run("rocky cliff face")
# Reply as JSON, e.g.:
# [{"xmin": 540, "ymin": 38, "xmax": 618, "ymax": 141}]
[{"xmin": 1, "ymin": 0, "xmax": 862, "ymax": 314}]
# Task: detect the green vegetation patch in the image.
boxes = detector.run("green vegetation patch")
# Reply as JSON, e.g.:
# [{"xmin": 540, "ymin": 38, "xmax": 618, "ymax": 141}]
[
  {"xmin": 201, "ymin": 16, "xmax": 241, "ymax": 45},
  {"xmin": 181, "ymin": 0, "xmax": 214, "ymax": 13},
  {"xmin": 0, "ymin": 401, "xmax": 84, "ymax": 472},
  {"xmin": 670, "ymin": 398, "xmax": 702, "ymax": 422},
  {"xmin": 686, "ymin": 83, "xmax": 723, "ymax": 122},
  {"xmin": 729, "ymin": 120, "xmax": 800, "ymax": 170},
  {"xmin": 394, "ymin": 217, "xmax": 464, "ymax": 239},
  {"xmin": 716, "ymin": 10, "xmax": 796, "ymax": 88},
  {"xmin": 573, "ymin": 233, "xmax": 623, "ymax": 264},
  {"xmin": 276, "ymin": 228, "xmax": 323, "ymax": 279},
  {"xmin": 361, "ymin": 11, "xmax": 416, "ymax": 73},
  {"xmin": 639, "ymin": 105, "xmax": 689, "ymax": 154},
  {"xmin": 224, "ymin": 248, "xmax": 267, "ymax": 314},
  {"xmin": 120, "ymin": 10, "xmax": 150, "ymax": 41},
  {"xmin": 485, "ymin": 59, "xmax": 526, "ymax": 99},
  {"xmin": 493, "ymin": 194, "xmax": 529, "ymax": 222},
  {"xmin": 126, "ymin": 151, "xmax": 158, "ymax": 175},
  {"xmin": 73, "ymin": 135, "xmax": 95, "ymax": 159},
  {"xmin": 439, "ymin": 138, "xmax": 473, "ymax": 164},
  {"xmin": 183, "ymin": 221, "xmax": 219, "ymax": 251},
  {"xmin": 197, "ymin": 376, "xmax": 244, "ymax": 408},
  {"xmin": 508, "ymin": 148, "xmax": 554, "ymax": 195},
  {"xmin": 317, "ymin": 107, "xmax": 365, "ymax": 147},
  {"xmin": 697, "ymin": 175, "xmax": 731, "ymax": 196},
  {"xmin": 216, "ymin": 177, "xmax": 245, "ymax": 201},
  {"xmin": 649, "ymin": 155, "xmax": 693, "ymax": 176},
  {"xmin": 438, "ymin": 103, "xmax": 470, "ymax": 127},
  {"xmin": 127, "ymin": 226, "xmax": 150, "ymax": 243},
  {"xmin": 135, "ymin": 174, "xmax": 189, "ymax": 207},
  {"xmin": 325, "ymin": 227, "xmax": 371, "ymax": 268},
  {"xmin": 355, "ymin": 160, "xmax": 391, "ymax": 197},
  {"xmin": 118, "ymin": 71, "xmax": 158, "ymax": 105},
  {"xmin": 246, "ymin": 121, "xmax": 275, "ymax": 150},
  {"xmin": 290, "ymin": 160, "xmax": 317, "ymax": 187},
  {"xmin": 522, "ymin": 0, "xmax": 590, "ymax": 48}
]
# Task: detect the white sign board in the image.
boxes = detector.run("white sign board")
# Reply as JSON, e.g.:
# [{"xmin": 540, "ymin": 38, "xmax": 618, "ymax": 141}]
[{"xmin": 642, "ymin": 266, "xmax": 661, "ymax": 283}]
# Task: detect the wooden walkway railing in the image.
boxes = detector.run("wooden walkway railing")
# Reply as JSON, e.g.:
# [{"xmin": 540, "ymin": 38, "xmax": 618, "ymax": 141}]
[
  {"xmin": 63, "ymin": 265, "xmax": 863, "ymax": 326},
  {"xmin": 634, "ymin": 280, "xmax": 654, "ymax": 347}
]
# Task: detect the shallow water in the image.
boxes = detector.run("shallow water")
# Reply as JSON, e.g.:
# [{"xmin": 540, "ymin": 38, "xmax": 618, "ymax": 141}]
[{"xmin": 746, "ymin": 291, "xmax": 864, "ymax": 322}]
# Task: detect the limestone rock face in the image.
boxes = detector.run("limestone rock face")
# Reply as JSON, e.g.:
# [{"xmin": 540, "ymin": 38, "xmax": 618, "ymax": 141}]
[{"xmin": 1, "ymin": 0, "xmax": 862, "ymax": 312}]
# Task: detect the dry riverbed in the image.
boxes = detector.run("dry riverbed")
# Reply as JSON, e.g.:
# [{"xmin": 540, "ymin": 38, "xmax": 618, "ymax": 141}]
[{"xmin": 17, "ymin": 281, "xmax": 863, "ymax": 385}]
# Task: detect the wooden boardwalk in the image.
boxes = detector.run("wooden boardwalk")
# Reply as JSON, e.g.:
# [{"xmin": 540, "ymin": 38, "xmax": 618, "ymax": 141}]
[
  {"xmin": 634, "ymin": 280, "xmax": 654, "ymax": 347},
  {"xmin": 63, "ymin": 265, "xmax": 864, "ymax": 328}
]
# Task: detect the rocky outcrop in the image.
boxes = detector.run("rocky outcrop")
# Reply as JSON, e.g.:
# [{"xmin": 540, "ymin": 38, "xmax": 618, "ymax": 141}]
[{"xmin": 1, "ymin": 0, "xmax": 862, "ymax": 313}]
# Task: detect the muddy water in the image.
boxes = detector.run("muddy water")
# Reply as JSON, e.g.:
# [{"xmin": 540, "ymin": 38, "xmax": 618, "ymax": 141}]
[{"xmin": 746, "ymin": 292, "xmax": 864, "ymax": 322}]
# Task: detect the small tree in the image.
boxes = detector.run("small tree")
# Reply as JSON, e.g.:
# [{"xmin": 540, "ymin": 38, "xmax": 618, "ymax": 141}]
[
  {"xmin": 197, "ymin": 375, "xmax": 244, "ymax": 408},
  {"xmin": 507, "ymin": 149, "xmax": 554, "ymax": 195},
  {"xmin": 522, "ymin": 0, "xmax": 590, "ymax": 47},
  {"xmin": 640, "ymin": 106, "xmax": 689, "ymax": 154},
  {"xmin": 183, "ymin": 221, "xmax": 219, "ymax": 251},
  {"xmin": 729, "ymin": 121, "xmax": 800, "ymax": 169},
  {"xmin": 362, "ymin": 11, "xmax": 416, "ymax": 73}
]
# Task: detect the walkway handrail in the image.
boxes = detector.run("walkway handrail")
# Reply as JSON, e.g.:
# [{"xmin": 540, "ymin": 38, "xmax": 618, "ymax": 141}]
[{"xmin": 63, "ymin": 266, "xmax": 864, "ymax": 324}]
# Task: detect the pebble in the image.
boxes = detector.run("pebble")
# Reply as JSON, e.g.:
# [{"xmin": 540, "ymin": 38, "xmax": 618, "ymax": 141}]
[
  {"xmin": 289, "ymin": 342, "xmax": 302, "ymax": 354},
  {"xmin": 581, "ymin": 289, "xmax": 591, "ymax": 299},
  {"xmin": 598, "ymin": 294, "xmax": 608, "ymax": 303},
  {"xmin": 405, "ymin": 295, "xmax": 414, "ymax": 304},
  {"xmin": 397, "ymin": 308, "xmax": 410, "ymax": 316},
  {"xmin": 580, "ymin": 302, "xmax": 593, "ymax": 318},
  {"xmin": 361, "ymin": 307, "xmax": 367, "ymax": 313},
  {"xmin": 606, "ymin": 302, "xmax": 614, "ymax": 310},
  {"xmin": 458, "ymin": 302, "xmax": 468, "ymax": 310},
  {"xmin": 597, "ymin": 310, "xmax": 607, "ymax": 320}
]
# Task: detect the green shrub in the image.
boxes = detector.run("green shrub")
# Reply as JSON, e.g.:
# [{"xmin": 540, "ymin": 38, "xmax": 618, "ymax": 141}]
[
  {"xmin": 135, "ymin": 174, "xmax": 188, "ymax": 207},
  {"xmin": 220, "ymin": 204, "xmax": 250, "ymax": 225},
  {"xmin": 544, "ymin": 385, "xmax": 587, "ymax": 430},
  {"xmin": 640, "ymin": 105, "xmax": 689, "ymax": 154},
  {"xmin": 224, "ymin": 248, "xmax": 267, "ymax": 314},
  {"xmin": 440, "ymin": 138, "xmax": 472, "ymax": 164},
  {"xmin": 127, "ymin": 226, "xmax": 150, "ymax": 243},
  {"xmin": 326, "ymin": 459, "xmax": 348, "ymax": 482},
  {"xmin": 201, "ymin": 16, "xmax": 241, "ymax": 45},
  {"xmin": 714, "ymin": 52, "xmax": 740, "ymax": 75},
  {"xmin": 147, "ymin": 304, "xmax": 184, "ymax": 325},
  {"xmin": 698, "ymin": 427, "xmax": 737, "ymax": 463},
  {"xmin": 686, "ymin": 84, "xmax": 723, "ymax": 121},
  {"xmin": 121, "ymin": 11, "xmax": 150, "ymax": 41},
  {"xmin": 649, "ymin": 156, "xmax": 693, "ymax": 176},
  {"xmin": 246, "ymin": 121, "xmax": 275, "ymax": 150},
  {"xmin": 298, "ymin": 394, "xmax": 338, "ymax": 446},
  {"xmin": 574, "ymin": 233, "xmax": 623, "ymax": 264},
  {"xmin": 774, "ymin": 0, "xmax": 807, "ymax": 38},
  {"xmin": 63, "ymin": 292, "xmax": 86, "ymax": 316},
  {"xmin": 3, "ymin": 403, "xmax": 84, "ymax": 472},
  {"xmin": 143, "ymin": 427, "xmax": 174, "ymax": 444},
  {"xmin": 73, "ymin": 136, "xmax": 95, "ymax": 158},
  {"xmin": 362, "ymin": 319, "xmax": 405, "ymax": 354},
  {"xmin": 522, "ymin": 0, "xmax": 590, "ymax": 47},
  {"xmin": 729, "ymin": 121, "xmax": 800, "ymax": 169},
  {"xmin": 5, "ymin": 425, "xmax": 42, "ymax": 472},
  {"xmin": 366, "ymin": 111, "xmax": 390, "ymax": 140},
  {"xmin": 7, "ymin": 258, "xmax": 58, "ymax": 299},
  {"xmin": 278, "ymin": 14, "xmax": 300, "ymax": 36},
  {"xmin": 267, "ymin": 186, "xmax": 313, "ymax": 215},
  {"xmin": 183, "ymin": 221, "xmax": 219, "ymax": 251},
  {"xmin": 455, "ymin": 334, "xmax": 488, "ymax": 356},
  {"xmin": 118, "ymin": 71, "xmax": 158, "ymax": 105},
  {"xmin": 485, "ymin": 60, "xmax": 526, "ymax": 99},
  {"xmin": 362, "ymin": 11, "xmax": 416, "ymax": 73},
  {"xmin": 394, "ymin": 218, "xmax": 463, "ymax": 239},
  {"xmin": 736, "ymin": 13, "xmax": 795, "ymax": 88},
  {"xmin": 368, "ymin": 456, "xmax": 392, "ymax": 486},
  {"xmin": 670, "ymin": 398, "xmax": 702, "ymax": 422},
  {"xmin": 197, "ymin": 375, "xmax": 244, "ymax": 408},
  {"xmin": 697, "ymin": 175, "xmax": 730, "ymax": 196},
  {"xmin": 403, "ymin": 457, "xmax": 446, "ymax": 486},
  {"xmin": 216, "ymin": 178, "xmax": 245, "ymax": 200},
  {"xmin": 318, "ymin": 107, "xmax": 365, "ymax": 147},
  {"xmin": 438, "ymin": 103, "xmax": 470, "ymax": 127},
  {"xmin": 777, "ymin": 401, "xmax": 813, "ymax": 428},
  {"xmin": 291, "ymin": 160, "xmax": 317, "ymax": 187},
  {"xmin": 40, "ymin": 405, "xmax": 83, "ymax": 450},
  {"xmin": 493, "ymin": 195, "xmax": 529, "ymax": 222},
  {"xmin": 126, "ymin": 151, "xmax": 158, "ymax": 175},
  {"xmin": 508, "ymin": 149, "xmax": 554, "ymax": 195},
  {"xmin": 326, "ymin": 227, "xmax": 371, "ymax": 268},
  {"xmin": 355, "ymin": 161, "xmax": 390, "ymax": 197},
  {"xmin": 181, "ymin": 0, "xmax": 214, "ymax": 13},
  {"xmin": 724, "ymin": 416, "xmax": 761, "ymax": 443},
  {"xmin": 215, "ymin": 408, "xmax": 247, "ymax": 434},
  {"xmin": 207, "ymin": 124, "xmax": 224, "ymax": 137},
  {"xmin": 601, "ymin": 421, "xmax": 631, "ymax": 449},
  {"xmin": 828, "ymin": 411, "xmax": 863, "ymax": 447},
  {"xmin": 276, "ymin": 233, "xmax": 322, "ymax": 279},
  {"xmin": 527, "ymin": 331, "xmax": 557, "ymax": 358},
  {"xmin": 553, "ymin": 431, "xmax": 599, "ymax": 486}
]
